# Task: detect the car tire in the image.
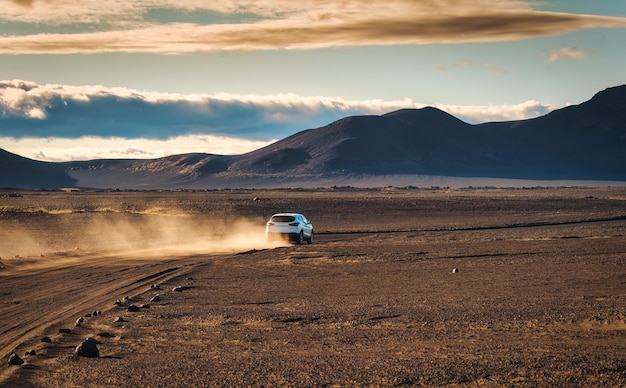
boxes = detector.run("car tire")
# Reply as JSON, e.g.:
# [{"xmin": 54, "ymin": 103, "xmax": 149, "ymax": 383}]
[
  {"xmin": 296, "ymin": 231, "xmax": 304, "ymax": 245},
  {"xmin": 307, "ymin": 232, "xmax": 313, "ymax": 244}
]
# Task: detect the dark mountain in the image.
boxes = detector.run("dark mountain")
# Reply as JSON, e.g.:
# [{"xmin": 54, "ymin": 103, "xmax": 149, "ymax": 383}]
[
  {"xmin": 0, "ymin": 149, "xmax": 76, "ymax": 189},
  {"xmin": 1, "ymin": 85, "xmax": 625, "ymax": 189},
  {"xmin": 226, "ymin": 107, "xmax": 480, "ymax": 176},
  {"xmin": 224, "ymin": 85, "xmax": 626, "ymax": 180},
  {"xmin": 474, "ymin": 85, "xmax": 626, "ymax": 179}
]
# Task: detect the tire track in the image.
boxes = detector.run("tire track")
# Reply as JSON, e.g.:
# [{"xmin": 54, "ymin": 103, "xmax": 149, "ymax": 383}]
[
  {"xmin": 318, "ymin": 214, "xmax": 626, "ymax": 235},
  {"xmin": 0, "ymin": 254, "xmax": 201, "ymax": 365}
]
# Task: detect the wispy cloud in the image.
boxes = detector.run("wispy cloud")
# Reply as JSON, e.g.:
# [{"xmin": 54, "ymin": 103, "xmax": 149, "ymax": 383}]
[
  {"xmin": 482, "ymin": 63, "xmax": 506, "ymax": 74},
  {"xmin": 433, "ymin": 59, "xmax": 506, "ymax": 74},
  {"xmin": 0, "ymin": 0, "xmax": 625, "ymax": 54},
  {"xmin": 1, "ymin": 80, "xmax": 558, "ymax": 161},
  {"xmin": 548, "ymin": 47, "xmax": 594, "ymax": 63}
]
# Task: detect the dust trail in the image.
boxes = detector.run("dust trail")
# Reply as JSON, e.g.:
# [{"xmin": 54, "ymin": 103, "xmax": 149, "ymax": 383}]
[{"xmin": 0, "ymin": 212, "xmax": 289, "ymax": 272}]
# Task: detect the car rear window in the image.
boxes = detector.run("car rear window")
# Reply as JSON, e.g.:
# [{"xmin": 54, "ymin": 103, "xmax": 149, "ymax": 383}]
[{"xmin": 271, "ymin": 215, "xmax": 296, "ymax": 222}]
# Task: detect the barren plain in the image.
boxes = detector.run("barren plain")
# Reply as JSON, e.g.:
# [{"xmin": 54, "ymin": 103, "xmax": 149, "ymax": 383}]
[{"xmin": 1, "ymin": 186, "xmax": 625, "ymax": 387}]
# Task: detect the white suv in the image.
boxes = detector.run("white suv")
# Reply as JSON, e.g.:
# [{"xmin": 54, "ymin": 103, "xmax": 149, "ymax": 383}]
[{"xmin": 266, "ymin": 213, "xmax": 314, "ymax": 244}]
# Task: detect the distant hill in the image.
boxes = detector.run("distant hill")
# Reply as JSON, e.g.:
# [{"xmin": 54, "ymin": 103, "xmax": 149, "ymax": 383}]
[
  {"xmin": 0, "ymin": 149, "xmax": 76, "ymax": 189},
  {"xmin": 1, "ymin": 85, "xmax": 625, "ymax": 189}
]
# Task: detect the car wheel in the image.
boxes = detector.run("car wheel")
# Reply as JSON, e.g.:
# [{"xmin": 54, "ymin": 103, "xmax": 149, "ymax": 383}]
[
  {"xmin": 307, "ymin": 232, "xmax": 313, "ymax": 244},
  {"xmin": 296, "ymin": 231, "xmax": 304, "ymax": 245}
]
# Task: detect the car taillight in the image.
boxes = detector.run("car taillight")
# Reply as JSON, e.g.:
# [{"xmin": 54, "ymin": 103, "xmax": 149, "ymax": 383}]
[
  {"xmin": 267, "ymin": 222, "xmax": 274, "ymax": 226},
  {"xmin": 288, "ymin": 222, "xmax": 299, "ymax": 226}
]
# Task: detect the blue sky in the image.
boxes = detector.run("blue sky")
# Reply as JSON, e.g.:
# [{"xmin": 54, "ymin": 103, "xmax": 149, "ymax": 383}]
[{"xmin": 0, "ymin": 0, "xmax": 625, "ymax": 162}]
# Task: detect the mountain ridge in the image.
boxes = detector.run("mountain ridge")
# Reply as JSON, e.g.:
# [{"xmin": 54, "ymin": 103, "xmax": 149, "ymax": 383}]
[{"xmin": 1, "ymin": 85, "xmax": 625, "ymax": 189}]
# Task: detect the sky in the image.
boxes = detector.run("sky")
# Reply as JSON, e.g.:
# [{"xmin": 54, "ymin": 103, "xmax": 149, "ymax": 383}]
[{"xmin": 0, "ymin": 0, "xmax": 625, "ymax": 162}]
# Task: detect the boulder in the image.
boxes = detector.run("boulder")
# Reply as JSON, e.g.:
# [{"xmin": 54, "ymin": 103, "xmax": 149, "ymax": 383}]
[{"xmin": 75, "ymin": 337, "xmax": 99, "ymax": 358}]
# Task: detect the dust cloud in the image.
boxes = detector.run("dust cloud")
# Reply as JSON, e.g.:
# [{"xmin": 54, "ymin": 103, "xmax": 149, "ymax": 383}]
[{"xmin": 0, "ymin": 212, "xmax": 289, "ymax": 271}]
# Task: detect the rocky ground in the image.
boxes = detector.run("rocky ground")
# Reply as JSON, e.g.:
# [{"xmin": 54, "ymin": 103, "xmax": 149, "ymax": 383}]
[{"xmin": 1, "ymin": 187, "xmax": 625, "ymax": 387}]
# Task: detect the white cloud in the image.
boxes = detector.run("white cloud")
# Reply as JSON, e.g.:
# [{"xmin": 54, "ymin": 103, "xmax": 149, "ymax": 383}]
[
  {"xmin": 548, "ymin": 47, "xmax": 593, "ymax": 63},
  {"xmin": 1, "ymin": 135, "xmax": 276, "ymax": 162},
  {"xmin": 437, "ymin": 100, "xmax": 555, "ymax": 124},
  {"xmin": 25, "ymin": 107, "xmax": 47, "ymax": 119}
]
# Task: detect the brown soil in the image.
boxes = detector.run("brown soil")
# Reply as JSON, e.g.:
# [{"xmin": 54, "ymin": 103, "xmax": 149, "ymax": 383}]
[{"xmin": 1, "ymin": 187, "xmax": 625, "ymax": 387}]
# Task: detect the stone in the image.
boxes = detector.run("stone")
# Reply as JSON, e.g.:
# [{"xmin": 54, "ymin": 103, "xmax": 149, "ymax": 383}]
[
  {"xmin": 113, "ymin": 316, "xmax": 127, "ymax": 323},
  {"xmin": 126, "ymin": 304, "xmax": 140, "ymax": 312},
  {"xmin": 150, "ymin": 295, "xmax": 161, "ymax": 302},
  {"xmin": 24, "ymin": 350, "xmax": 36, "ymax": 356},
  {"xmin": 452, "ymin": 268, "xmax": 459, "ymax": 273},
  {"xmin": 41, "ymin": 336, "xmax": 52, "ymax": 343},
  {"xmin": 8, "ymin": 352, "xmax": 24, "ymax": 365},
  {"xmin": 75, "ymin": 337, "xmax": 99, "ymax": 358}
]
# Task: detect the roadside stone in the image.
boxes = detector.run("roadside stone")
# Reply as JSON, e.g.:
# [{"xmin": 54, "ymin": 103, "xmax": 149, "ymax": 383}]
[
  {"xmin": 113, "ymin": 316, "xmax": 127, "ymax": 323},
  {"xmin": 172, "ymin": 286, "xmax": 184, "ymax": 292},
  {"xmin": 452, "ymin": 268, "xmax": 459, "ymax": 273},
  {"xmin": 8, "ymin": 352, "xmax": 24, "ymax": 365},
  {"xmin": 76, "ymin": 317, "xmax": 84, "ymax": 326},
  {"xmin": 41, "ymin": 336, "xmax": 51, "ymax": 343},
  {"xmin": 150, "ymin": 295, "xmax": 161, "ymax": 302},
  {"xmin": 127, "ymin": 304, "xmax": 140, "ymax": 312},
  {"xmin": 75, "ymin": 337, "xmax": 99, "ymax": 358}
]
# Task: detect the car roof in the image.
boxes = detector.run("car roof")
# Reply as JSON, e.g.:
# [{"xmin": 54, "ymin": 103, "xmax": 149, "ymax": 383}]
[{"xmin": 271, "ymin": 213, "xmax": 303, "ymax": 217}]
